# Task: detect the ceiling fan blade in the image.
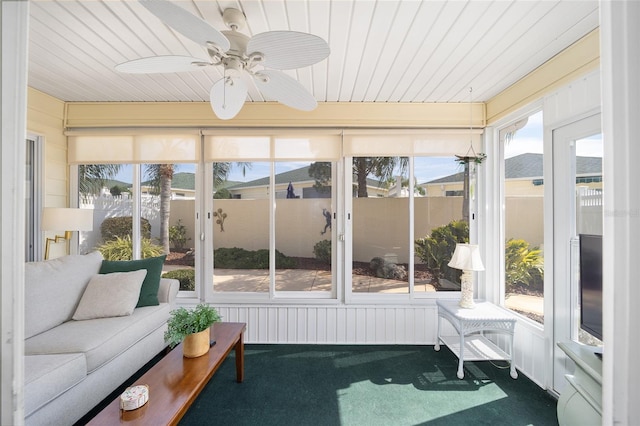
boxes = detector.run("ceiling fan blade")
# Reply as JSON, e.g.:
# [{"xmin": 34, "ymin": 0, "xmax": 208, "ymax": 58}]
[
  {"xmin": 140, "ymin": 0, "xmax": 230, "ymax": 51},
  {"xmin": 210, "ymin": 77, "xmax": 248, "ymax": 120},
  {"xmin": 115, "ymin": 55, "xmax": 207, "ymax": 73},
  {"xmin": 247, "ymin": 31, "xmax": 330, "ymax": 70},
  {"xmin": 253, "ymin": 70, "xmax": 317, "ymax": 111}
]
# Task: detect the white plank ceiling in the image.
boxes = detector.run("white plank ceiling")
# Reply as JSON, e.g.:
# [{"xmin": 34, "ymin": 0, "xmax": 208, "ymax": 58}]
[{"xmin": 28, "ymin": 0, "xmax": 599, "ymax": 105}]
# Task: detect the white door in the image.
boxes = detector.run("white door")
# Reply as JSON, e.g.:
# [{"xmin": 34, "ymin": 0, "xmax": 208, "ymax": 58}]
[{"xmin": 551, "ymin": 113, "xmax": 602, "ymax": 393}]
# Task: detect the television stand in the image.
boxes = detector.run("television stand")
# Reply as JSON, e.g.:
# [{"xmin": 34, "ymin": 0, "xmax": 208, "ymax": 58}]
[{"xmin": 556, "ymin": 340, "xmax": 602, "ymax": 426}]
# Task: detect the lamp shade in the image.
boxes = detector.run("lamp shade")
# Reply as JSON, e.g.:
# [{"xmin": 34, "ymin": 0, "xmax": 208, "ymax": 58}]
[
  {"xmin": 42, "ymin": 208, "xmax": 93, "ymax": 232},
  {"xmin": 448, "ymin": 243, "xmax": 484, "ymax": 271}
]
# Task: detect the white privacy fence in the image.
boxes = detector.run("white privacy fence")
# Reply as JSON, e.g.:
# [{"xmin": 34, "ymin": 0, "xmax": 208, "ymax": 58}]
[
  {"xmin": 576, "ymin": 186, "xmax": 603, "ymax": 235},
  {"xmin": 78, "ymin": 191, "xmax": 600, "ymax": 259},
  {"xmin": 79, "ymin": 194, "xmax": 161, "ymax": 253}
]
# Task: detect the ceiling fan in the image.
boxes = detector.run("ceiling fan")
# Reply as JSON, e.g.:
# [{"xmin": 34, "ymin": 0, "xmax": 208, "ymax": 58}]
[{"xmin": 115, "ymin": 0, "xmax": 330, "ymax": 120}]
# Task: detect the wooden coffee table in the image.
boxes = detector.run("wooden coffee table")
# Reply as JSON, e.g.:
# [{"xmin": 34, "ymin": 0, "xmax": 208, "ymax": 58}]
[{"xmin": 87, "ymin": 322, "xmax": 246, "ymax": 425}]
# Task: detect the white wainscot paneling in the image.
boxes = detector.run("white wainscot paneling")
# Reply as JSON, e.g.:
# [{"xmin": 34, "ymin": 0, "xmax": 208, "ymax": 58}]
[
  {"xmin": 488, "ymin": 318, "xmax": 546, "ymax": 387},
  {"xmin": 215, "ymin": 305, "xmax": 439, "ymax": 345},
  {"xmin": 214, "ymin": 304, "xmax": 546, "ymax": 388}
]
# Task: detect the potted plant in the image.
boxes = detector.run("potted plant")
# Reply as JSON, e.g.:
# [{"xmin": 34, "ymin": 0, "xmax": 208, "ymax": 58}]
[{"xmin": 164, "ymin": 304, "xmax": 222, "ymax": 358}]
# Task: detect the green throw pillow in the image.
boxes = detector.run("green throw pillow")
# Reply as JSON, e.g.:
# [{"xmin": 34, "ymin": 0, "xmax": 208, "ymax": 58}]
[{"xmin": 99, "ymin": 255, "xmax": 166, "ymax": 307}]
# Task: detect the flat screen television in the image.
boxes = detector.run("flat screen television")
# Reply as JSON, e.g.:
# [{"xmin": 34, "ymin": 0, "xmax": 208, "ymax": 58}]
[{"xmin": 579, "ymin": 234, "xmax": 603, "ymax": 342}]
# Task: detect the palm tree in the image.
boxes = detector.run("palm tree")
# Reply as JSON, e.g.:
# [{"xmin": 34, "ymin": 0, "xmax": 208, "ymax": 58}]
[
  {"xmin": 145, "ymin": 164, "xmax": 174, "ymax": 254},
  {"xmin": 146, "ymin": 162, "xmax": 252, "ymax": 254},
  {"xmin": 78, "ymin": 164, "xmax": 121, "ymax": 195},
  {"xmin": 309, "ymin": 157, "xmax": 408, "ymax": 197}
]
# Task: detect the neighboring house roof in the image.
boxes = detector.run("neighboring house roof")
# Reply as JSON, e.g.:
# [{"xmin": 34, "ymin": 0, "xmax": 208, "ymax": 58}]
[
  {"xmin": 170, "ymin": 173, "xmax": 195, "ymax": 190},
  {"xmin": 425, "ymin": 153, "xmax": 602, "ymax": 184},
  {"xmin": 140, "ymin": 172, "xmax": 196, "ymax": 191},
  {"xmin": 105, "ymin": 179, "xmax": 131, "ymax": 189},
  {"xmin": 228, "ymin": 166, "xmax": 315, "ymax": 190},
  {"xmin": 227, "ymin": 165, "xmax": 385, "ymax": 190},
  {"xmin": 137, "ymin": 172, "xmax": 242, "ymax": 192}
]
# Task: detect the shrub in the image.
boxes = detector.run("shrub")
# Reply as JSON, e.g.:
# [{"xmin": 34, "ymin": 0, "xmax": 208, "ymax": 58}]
[
  {"xmin": 505, "ymin": 238, "xmax": 544, "ymax": 292},
  {"xmin": 169, "ymin": 219, "xmax": 190, "ymax": 250},
  {"xmin": 313, "ymin": 239, "xmax": 331, "ymax": 264},
  {"xmin": 415, "ymin": 220, "xmax": 469, "ymax": 284},
  {"xmin": 213, "ymin": 188, "xmax": 232, "ymax": 199},
  {"xmin": 162, "ymin": 268, "xmax": 195, "ymax": 291},
  {"xmin": 213, "ymin": 247, "xmax": 296, "ymax": 269},
  {"xmin": 109, "ymin": 185, "xmax": 122, "ymax": 196},
  {"xmin": 97, "ymin": 235, "xmax": 164, "ymax": 260},
  {"xmin": 100, "ymin": 216, "xmax": 151, "ymax": 241}
]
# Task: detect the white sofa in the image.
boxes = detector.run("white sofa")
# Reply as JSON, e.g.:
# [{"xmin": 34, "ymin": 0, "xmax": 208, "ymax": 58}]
[{"xmin": 24, "ymin": 251, "xmax": 179, "ymax": 425}]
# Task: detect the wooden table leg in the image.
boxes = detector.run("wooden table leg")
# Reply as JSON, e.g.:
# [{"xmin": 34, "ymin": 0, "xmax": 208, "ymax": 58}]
[{"xmin": 235, "ymin": 332, "xmax": 244, "ymax": 383}]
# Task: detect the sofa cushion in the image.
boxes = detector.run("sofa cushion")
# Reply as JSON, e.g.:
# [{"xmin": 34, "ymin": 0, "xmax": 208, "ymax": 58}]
[
  {"xmin": 25, "ymin": 303, "xmax": 170, "ymax": 373},
  {"xmin": 72, "ymin": 270, "xmax": 147, "ymax": 320},
  {"xmin": 25, "ymin": 251, "xmax": 104, "ymax": 339},
  {"xmin": 24, "ymin": 353, "xmax": 87, "ymax": 417},
  {"xmin": 99, "ymin": 255, "xmax": 166, "ymax": 307}
]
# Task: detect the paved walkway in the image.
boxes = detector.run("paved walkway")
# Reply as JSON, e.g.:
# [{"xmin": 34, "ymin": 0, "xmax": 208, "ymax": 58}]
[
  {"xmin": 163, "ymin": 265, "xmax": 543, "ymax": 315},
  {"xmin": 163, "ymin": 265, "xmax": 437, "ymax": 293}
]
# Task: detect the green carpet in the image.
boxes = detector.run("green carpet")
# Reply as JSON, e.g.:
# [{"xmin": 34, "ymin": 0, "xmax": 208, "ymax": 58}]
[{"xmin": 179, "ymin": 345, "xmax": 558, "ymax": 426}]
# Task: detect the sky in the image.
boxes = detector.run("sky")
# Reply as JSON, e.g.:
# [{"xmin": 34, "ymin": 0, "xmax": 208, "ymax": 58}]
[
  {"xmin": 112, "ymin": 111, "xmax": 602, "ymax": 185},
  {"xmin": 505, "ymin": 111, "xmax": 603, "ymax": 158}
]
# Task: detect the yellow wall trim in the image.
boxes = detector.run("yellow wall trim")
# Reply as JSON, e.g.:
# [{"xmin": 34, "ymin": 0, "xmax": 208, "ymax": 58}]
[
  {"xmin": 486, "ymin": 28, "xmax": 600, "ymax": 124},
  {"xmin": 64, "ymin": 101, "xmax": 485, "ymax": 129}
]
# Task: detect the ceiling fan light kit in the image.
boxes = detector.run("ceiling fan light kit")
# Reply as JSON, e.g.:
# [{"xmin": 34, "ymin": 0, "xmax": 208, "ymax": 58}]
[{"xmin": 116, "ymin": 0, "xmax": 330, "ymax": 120}]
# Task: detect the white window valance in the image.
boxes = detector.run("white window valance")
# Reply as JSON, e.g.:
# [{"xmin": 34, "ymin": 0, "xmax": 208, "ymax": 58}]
[
  {"xmin": 202, "ymin": 129, "xmax": 342, "ymax": 161},
  {"xmin": 342, "ymin": 129, "xmax": 483, "ymax": 157},
  {"xmin": 67, "ymin": 129, "xmax": 200, "ymax": 164},
  {"xmin": 66, "ymin": 128, "xmax": 483, "ymax": 163}
]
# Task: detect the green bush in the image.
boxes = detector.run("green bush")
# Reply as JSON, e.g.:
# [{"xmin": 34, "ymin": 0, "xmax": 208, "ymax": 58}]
[
  {"xmin": 97, "ymin": 235, "xmax": 164, "ymax": 260},
  {"xmin": 100, "ymin": 216, "xmax": 151, "ymax": 241},
  {"xmin": 169, "ymin": 219, "xmax": 190, "ymax": 250},
  {"xmin": 313, "ymin": 239, "xmax": 331, "ymax": 264},
  {"xmin": 415, "ymin": 220, "xmax": 469, "ymax": 284},
  {"xmin": 162, "ymin": 268, "xmax": 195, "ymax": 291},
  {"xmin": 505, "ymin": 238, "xmax": 544, "ymax": 292},
  {"xmin": 213, "ymin": 247, "xmax": 295, "ymax": 269}
]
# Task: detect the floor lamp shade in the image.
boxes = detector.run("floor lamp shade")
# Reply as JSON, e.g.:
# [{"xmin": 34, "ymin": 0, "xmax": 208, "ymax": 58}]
[
  {"xmin": 42, "ymin": 208, "xmax": 93, "ymax": 259},
  {"xmin": 448, "ymin": 243, "xmax": 485, "ymax": 309}
]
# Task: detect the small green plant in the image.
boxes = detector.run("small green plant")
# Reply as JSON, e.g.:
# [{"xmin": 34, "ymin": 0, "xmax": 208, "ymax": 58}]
[
  {"xmin": 97, "ymin": 235, "xmax": 164, "ymax": 260},
  {"xmin": 313, "ymin": 239, "xmax": 331, "ymax": 264},
  {"xmin": 169, "ymin": 220, "xmax": 190, "ymax": 250},
  {"xmin": 100, "ymin": 216, "xmax": 151, "ymax": 241},
  {"xmin": 162, "ymin": 268, "xmax": 195, "ymax": 291},
  {"xmin": 164, "ymin": 304, "xmax": 221, "ymax": 348},
  {"xmin": 505, "ymin": 238, "xmax": 544, "ymax": 292},
  {"xmin": 213, "ymin": 247, "xmax": 295, "ymax": 269},
  {"xmin": 415, "ymin": 220, "xmax": 469, "ymax": 284}
]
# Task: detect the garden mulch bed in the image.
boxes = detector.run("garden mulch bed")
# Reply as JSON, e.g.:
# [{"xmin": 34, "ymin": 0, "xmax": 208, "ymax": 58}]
[{"xmin": 166, "ymin": 250, "xmax": 434, "ymax": 282}]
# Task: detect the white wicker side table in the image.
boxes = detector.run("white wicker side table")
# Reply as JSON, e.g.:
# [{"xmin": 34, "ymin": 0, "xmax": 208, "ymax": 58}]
[{"xmin": 434, "ymin": 299, "xmax": 518, "ymax": 379}]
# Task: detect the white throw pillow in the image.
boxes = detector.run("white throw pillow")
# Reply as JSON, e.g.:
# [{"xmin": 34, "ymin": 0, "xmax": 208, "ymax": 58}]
[{"xmin": 72, "ymin": 269, "xmax": 147, "ymax": 320}]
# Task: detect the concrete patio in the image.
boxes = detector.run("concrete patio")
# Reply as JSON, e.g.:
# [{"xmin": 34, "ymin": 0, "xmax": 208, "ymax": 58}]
[{"xmin": 163, "ymin": 265, "xmax": 544, "ymax": 317}]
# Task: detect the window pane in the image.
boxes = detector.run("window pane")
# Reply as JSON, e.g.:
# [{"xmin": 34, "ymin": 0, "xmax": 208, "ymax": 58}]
[
  {"xmin": 575, "ymin": 134, "xmax": 603, "ymax": 345},
  {"xmin": 78, "ymin": 164, "xmax": 134, "ymax": 259},
  {"xmin": 212, "ymin": 162, "xmax": 270, "ymax": 292},
  {"xmin": 415, "ymin": 156, "xmax": 467, "ymax": 291},
  {"xmin": 274, "ymin": 161, "xmax": 334, "ymax": 292},
  {"xmin": 142, "ymin": 164, "xmax": 198, "ymax": 292},
  {"xmin": 503, "ymin": 111, "xmax": 545, "ymax": 324},
  {"xmin": 352, "ymin": 156, "xmax": 409, "ymax": 293}
]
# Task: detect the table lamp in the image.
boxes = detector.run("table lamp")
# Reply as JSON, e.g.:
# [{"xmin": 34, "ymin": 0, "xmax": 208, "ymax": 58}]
[
  {"xmin": 42, "ymin": 208, "xmax": 93, "ymax": 259},
  {"xmin": 448, "ymin": 243, "xmax": 485, "ymax": 309}
]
